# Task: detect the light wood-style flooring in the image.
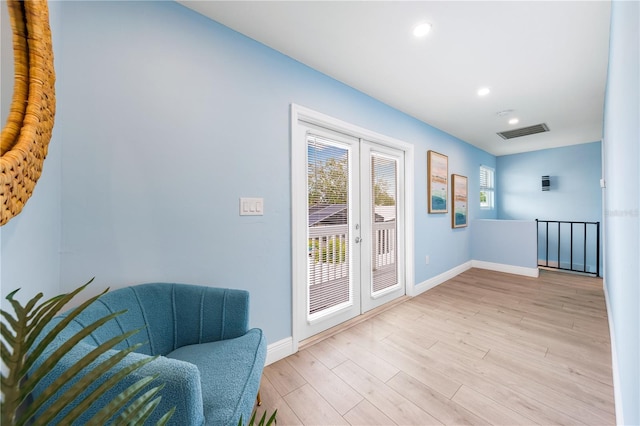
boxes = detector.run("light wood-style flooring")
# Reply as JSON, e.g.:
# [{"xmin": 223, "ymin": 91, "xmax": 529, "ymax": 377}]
[{"xmin": 255, "ymin": 268, "xmax": 615, "ymax": 425}]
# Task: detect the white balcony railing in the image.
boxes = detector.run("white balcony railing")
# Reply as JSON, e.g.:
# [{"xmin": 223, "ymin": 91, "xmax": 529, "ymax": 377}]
[{"xmin": 308, "ymin": 221, "xmax": 397, "ymax": 314}]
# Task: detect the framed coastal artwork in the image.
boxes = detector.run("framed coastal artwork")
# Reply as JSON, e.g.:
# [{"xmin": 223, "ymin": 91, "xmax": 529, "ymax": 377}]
[
  {"xmin": 427, "ymin": 150, "xmax": 448, "ymax": 213},
  {"xmin": 451, "ymin": 174, "xmax": 468, "ymax": 228}
]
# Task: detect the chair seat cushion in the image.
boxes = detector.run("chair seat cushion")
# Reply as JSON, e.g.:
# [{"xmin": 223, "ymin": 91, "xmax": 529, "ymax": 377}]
[{"xmin": 167, "ymin": 328, "xmax": 265, "ymax": 425}]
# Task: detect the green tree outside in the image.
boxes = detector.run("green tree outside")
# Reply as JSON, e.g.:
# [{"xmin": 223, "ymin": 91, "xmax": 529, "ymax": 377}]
[
  {"xmin": 308, "ymin": 157, "xmax": 348, "ymax": 205},
  {"xmin": 308, "ymin": 157, "xmax": 395, "ymax": 206}
]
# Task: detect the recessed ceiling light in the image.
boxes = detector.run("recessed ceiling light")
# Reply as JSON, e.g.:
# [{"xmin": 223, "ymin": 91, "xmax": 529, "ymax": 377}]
[
  {"xmin": 413, "ymin": 22, "xmax": 432, "ymax": 38},
  {"xmin": 477, "ymin": 87, "xmax": 490, "ymax": 97},
  {"xmin": 509, "ymin": 118, "xmax": 520, "ymax": 125}
]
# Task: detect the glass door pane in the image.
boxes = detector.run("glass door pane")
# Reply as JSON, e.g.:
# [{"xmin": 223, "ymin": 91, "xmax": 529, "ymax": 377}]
[
  {"xmin": 361, "ymin": 142, "xmax": 404, "ymax": 313},
  {"xmin": 307, "ymin": 135, "xmax": 353, "ymax": 320},
  {"xmin": 371, "ymin": 153, "xmax": 398, "ymax": 295}
]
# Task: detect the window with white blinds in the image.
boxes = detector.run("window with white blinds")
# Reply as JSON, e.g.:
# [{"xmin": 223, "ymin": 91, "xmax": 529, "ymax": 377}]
[
  {"xmin": 307, "ymin": 135, "xmax": 351, "ymax": 317},
  {"xmin": 371, "ymin": 153, "xmax": 398, "ymax": 295},
  {"xmin": 480, "ymin": 165, "xmax": 495, "ymax": 209}
]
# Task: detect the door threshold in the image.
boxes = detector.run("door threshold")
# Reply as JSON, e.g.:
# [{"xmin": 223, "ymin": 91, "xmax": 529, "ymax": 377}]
[{"xmin": 299, "ymin": 295, "xmax": 410, "ymax": 351}]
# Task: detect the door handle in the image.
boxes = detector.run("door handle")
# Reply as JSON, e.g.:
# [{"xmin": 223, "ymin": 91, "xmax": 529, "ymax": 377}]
[{"xmin": 355, "ymin": 237, "xmax": 362, "ymax": 244}]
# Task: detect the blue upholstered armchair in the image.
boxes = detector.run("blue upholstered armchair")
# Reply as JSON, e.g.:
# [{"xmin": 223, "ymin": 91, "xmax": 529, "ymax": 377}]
[{"xmin": 31, "ymin": 283, "xmax": 267, "ymax": 425}]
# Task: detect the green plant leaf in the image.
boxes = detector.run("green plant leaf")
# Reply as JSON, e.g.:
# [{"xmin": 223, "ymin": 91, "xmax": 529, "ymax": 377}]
[
  {"xmin": 86, "ymin": 375, "xmax": 157, "ymax": 426},
  {"xmin": 265, "ymin": 409, "xmax": 278, "ymax": 425},
  {"xmin": 52, "ymin": 350, "xmax": 159, "ymax": 425},
  {"xmin": 1, "ymin": 338, "xmax": 13, "ymax": 362},
  {"xmin": 21, "ymin": 307, "xmax": 128, "ymax": 405},
  {"xmin": 113, "ymin": 384, "xmax": 164, "ymax": 425},
  {"xmin": 123, "ymin": 396, "xmax": 162, "ymax": 425},
  {"xmin": 22, "ymin": 281, "xmax": 105, "ymax": 378},
  {"xmin": 1, "ymin": 323, "xmax": 17, "ymax": 347},
  {"xmin": 239, "ymin": 408, "xmax": 278, "ymax": 426},
  {"xmin": 25, "ymin": 331, "xmax": 142, "ymax": 425},
  {"xmin": 155, "ymin": 406, "xmax": 176, "ymax": 426},
  {"xmin": 2, "ymin": 296, "xmax": 34, "ymax": 419},
  {"xmin": 24, "ymin": 292, "xmax": 76, "ymax": 351},
  {"xmin": 1, "ymin": 325, "xmax": 17, "ymax": 368},
  {"xmin": 2, "ymin": 291, "xmax": 47, "ymax": 425},
  {"xmin": 1, "ymin": 309, "xmax": 19, "ymax": 333},
  {"xmin": 3, "ymin": 282, "xmax": 101, "ymax": 402}
]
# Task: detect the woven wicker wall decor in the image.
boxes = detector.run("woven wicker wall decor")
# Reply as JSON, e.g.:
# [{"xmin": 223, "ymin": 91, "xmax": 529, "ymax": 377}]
[{"xmin": 0, "ymin": 0, "xmax": 56, "ymax": 226}]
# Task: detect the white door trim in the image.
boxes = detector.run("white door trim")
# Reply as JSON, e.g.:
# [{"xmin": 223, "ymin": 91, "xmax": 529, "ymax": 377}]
[{"xmin": 290, "ymin": 104, "xmax": 415, "ymax": 353}]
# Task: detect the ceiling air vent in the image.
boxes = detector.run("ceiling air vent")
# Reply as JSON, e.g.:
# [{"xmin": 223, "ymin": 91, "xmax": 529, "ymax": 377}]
[{"xmin": 497, "ymin": 123, "xmax": 550, "ymax": 140}]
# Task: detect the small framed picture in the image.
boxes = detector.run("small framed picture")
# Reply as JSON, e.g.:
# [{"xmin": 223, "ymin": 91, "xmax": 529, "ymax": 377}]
[
  {"xmin": 451, "ymin": 174, "xmax": 468, "ymax": 228},
  {"xmin": 427, "ymin": 151, "xmax": 448, "ymax": 213}
]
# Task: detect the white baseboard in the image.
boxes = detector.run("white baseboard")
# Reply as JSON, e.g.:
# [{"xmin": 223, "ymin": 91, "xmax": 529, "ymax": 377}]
[
  {"xmin": 472, "ymin": 260, "xmax": 539, "ymax": 278},
  {"xmin": 413, "ymin": 261, "xmax": 472, "ymax": 296},
  {"xmin": 265, "ymin": 336, "xmax": 295, "ymax": 366},
  {"xmin": 603, "ymin": 282, "xmax": 624, "ymax": 426}
]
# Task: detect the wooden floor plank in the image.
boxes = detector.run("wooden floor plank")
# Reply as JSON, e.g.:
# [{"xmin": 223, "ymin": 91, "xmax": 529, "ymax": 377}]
[
  {"xmin": 371, "ymin": 335, "xmax": 464, "ymax": 399},
  {"xmin": 304, "ymin": 338, "xmax": 349, "ymax": 370},
  {"xmin": 263, "ymin": 357, "xmax": 307, "ymax": 396},
  {"xmin": 386, "ymin": 372, "xmax": 489, "ymax": 426},
  {"xmin": 484, "ymin": 350, "xmax": 615, "ymax": 414},
  {"xmin": 285, "ymin": 350, "xmax": 363, "ymax": 415},
  {"xmin": 342, "ymin": 399, "xmax": 396, "ymax": 426},
  {"xmin": 256, "ymin": 268, "xmax": 615, "ymax": 425},
  {"xmin": 326, "ymin": 332, "xmax": 401, "ymax": 382},
  {"xmin": 283, "ymin": 383, "xmax": 349, "ymax": 426},
  {"xmin": 254, "ymin": 375, "xmax": 303, "ymax": 426},
  {"xmin": 451, "ymin": 385, "xmax": 538, "ymax": 425},
  {"xmin": 333, "ymin": 360, "xmax": 443, "ymax": 425}
]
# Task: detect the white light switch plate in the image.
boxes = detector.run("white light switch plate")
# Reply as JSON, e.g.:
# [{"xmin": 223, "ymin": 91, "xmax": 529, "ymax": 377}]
[{"xmin": 239, "ymin": 197, "xmax": 264, "ymax": 216}]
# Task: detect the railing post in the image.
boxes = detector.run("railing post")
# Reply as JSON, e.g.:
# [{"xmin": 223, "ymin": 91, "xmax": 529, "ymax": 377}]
[
  {"xmin": 536, "ymin": 219, "xmax": 539, "ymax": 268},
  {"xmin": 546, "ymin": 221, "xmax": 550, "ymax": 267},
  {"xmin": 583, "ymin": 222, "xmax": 587, "ymax": 273},
  {"xmin": 596, "ymin": 222, "xmax": 601, "ymax": 277},
  {"xmin": 557, "ymin": 222, "xmax": 561, "ymax": 270},
  {"xmin": 570, "ymin": 222, "xmax": 574, "ymax": 271}
]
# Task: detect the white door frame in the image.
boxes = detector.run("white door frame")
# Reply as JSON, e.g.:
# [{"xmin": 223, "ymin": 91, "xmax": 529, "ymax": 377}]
[{"xmin": 291, "ymin": 104, "xmax": 415, "ymax": 352}]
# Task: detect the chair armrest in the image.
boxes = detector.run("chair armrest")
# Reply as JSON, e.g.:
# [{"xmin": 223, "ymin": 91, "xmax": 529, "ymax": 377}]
[{"xmin": 133, "ymin": 354, "xmax": 205, "ymax": 425}]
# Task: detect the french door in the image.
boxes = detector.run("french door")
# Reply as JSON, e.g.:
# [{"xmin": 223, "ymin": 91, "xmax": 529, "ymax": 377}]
[{"xmin": 299, "ymin": 124, "xmax": 405, "ymax": 340}]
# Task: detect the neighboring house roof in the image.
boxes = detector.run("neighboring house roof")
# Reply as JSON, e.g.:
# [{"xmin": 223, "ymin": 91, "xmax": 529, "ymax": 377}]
[
  {"xmin": 309, "ymin": 204, "xmax": 347, "ymax": 226},
  {"xmin": 374, "ymin": 206, "xmax": 396, "ymax": 222},
  {"xmin": 309, "ymin": 204, "xmax": 396, "ymax": 226}
]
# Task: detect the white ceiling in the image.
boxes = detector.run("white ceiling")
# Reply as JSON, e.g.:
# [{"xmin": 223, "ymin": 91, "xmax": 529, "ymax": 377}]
[{"xmin": 178, "ymin": 1, "xmax": 611, "ymax": 156}]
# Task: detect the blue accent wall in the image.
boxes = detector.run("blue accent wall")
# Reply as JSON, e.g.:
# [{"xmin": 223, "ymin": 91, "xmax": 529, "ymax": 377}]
[
  {"xmin": 496, "ymin": 143, "xmax": 603, "ymax": 273},
  {"xmin": 496, "ymin": 142, "xmax": 602, "ymax": 222},
  {"xmin": 602, "ymin": 1, "xmax": 639, "ymax": 424},
  {"xmin": 17, "ymin": 1, "xmax": 495, "ymax": 344}
]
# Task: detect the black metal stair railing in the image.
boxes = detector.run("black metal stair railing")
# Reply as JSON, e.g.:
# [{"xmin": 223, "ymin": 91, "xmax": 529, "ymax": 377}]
[{"xmin": 536, "ymin": 219, "xmax": 601, "ymax": 277}]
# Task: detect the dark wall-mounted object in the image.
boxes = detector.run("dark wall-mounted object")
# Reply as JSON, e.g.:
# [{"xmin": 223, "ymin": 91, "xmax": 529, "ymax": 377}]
[{"xmin": 542, "ymin": 175, "xmax": 551, "ymax": 191}]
